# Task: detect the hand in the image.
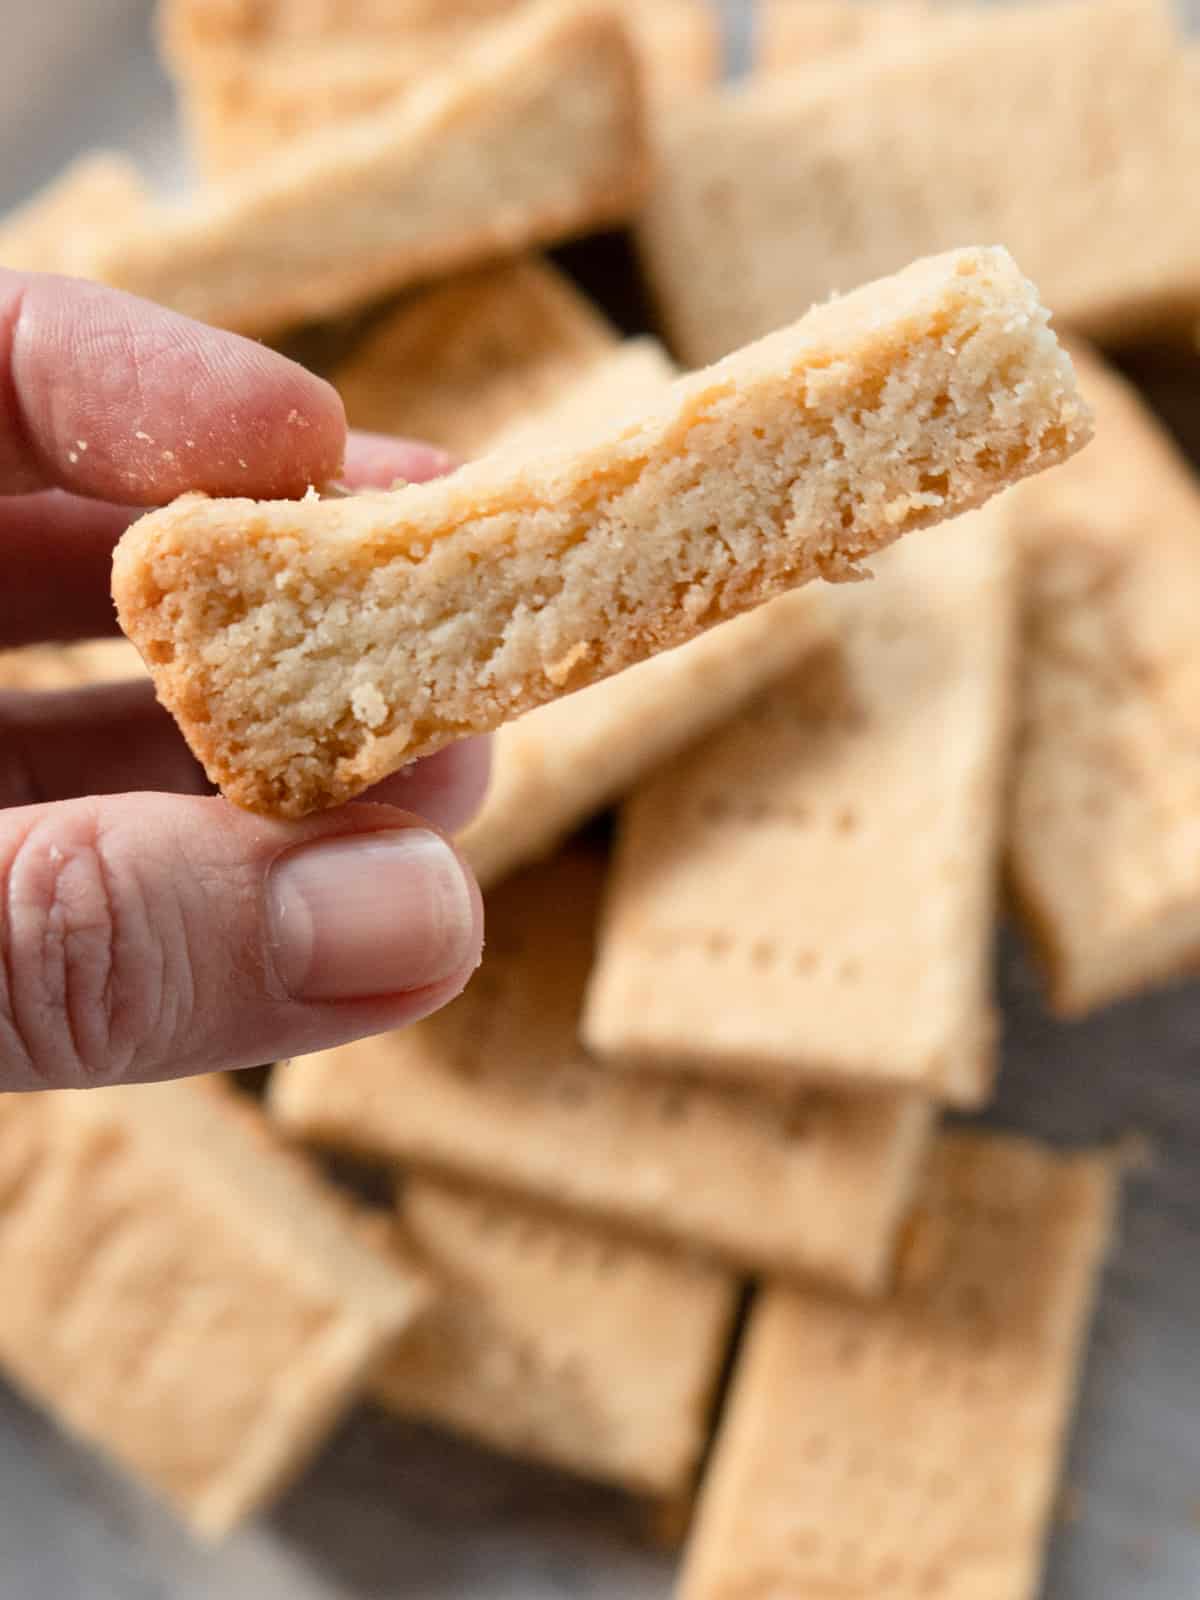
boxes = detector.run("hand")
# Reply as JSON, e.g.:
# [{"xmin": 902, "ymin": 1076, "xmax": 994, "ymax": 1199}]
[{"xmin": 0, "ymin": 271, "xmax": 488, "ymax": 1092}]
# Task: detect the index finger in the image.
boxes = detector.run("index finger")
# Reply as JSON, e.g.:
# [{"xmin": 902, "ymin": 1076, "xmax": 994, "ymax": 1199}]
[
  {"xmin": 0, "ymin": 431, "xmax": 458, "ymax": 650},
  {"xmin": 0, "ymin": 271, "xmax": 348, "ymax": 503}
]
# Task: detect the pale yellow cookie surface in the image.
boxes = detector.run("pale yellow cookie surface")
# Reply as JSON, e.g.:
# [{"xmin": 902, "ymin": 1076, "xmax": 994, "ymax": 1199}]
[{"xmin": 113, "ymin": 247, "xmax": 1088, "ymax": 818}]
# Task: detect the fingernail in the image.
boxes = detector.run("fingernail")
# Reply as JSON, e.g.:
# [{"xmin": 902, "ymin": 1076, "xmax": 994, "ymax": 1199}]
[{"xmin": 267, "ymin": 829, "xmax": 476, "ymax": 1001}]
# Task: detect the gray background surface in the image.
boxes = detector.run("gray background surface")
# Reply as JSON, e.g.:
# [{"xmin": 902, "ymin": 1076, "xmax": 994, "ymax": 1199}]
[{"xmin": 3, "ymin": 3, "xmax": 1200, "ymax": 1596}]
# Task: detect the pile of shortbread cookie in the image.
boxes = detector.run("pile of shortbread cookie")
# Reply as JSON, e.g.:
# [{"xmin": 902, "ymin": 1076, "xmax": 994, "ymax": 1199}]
[{"xmin": 0, "ymin": 2, "xmax": 1196, "ymax": 1594}]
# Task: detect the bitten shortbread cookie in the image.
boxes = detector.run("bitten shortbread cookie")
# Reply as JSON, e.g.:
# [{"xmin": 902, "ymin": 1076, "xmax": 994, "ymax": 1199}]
[
  {"xmin": 91, "ymin": 1, "xmax": 648, "ymax": 336},
  {"xmin": 583, "ymin": 507, "xmax": 1018, "ymax": 1106},
  {"xmin": 338, "ymin": 264, "xmax": 836, "ymax": 879},
  {"xmin": 169, "ymin": 2, "xmax": 718, "ymax": 178},
  {"xmin": 0, "ymin": 152, "xmax": 151, "ymax": 274},
  {"xmin": 270, "ymin": 852, "xmax": 932, "ymax": 1294},
  {"xmin": 678, "ymin": 1133, "xmax": 1117, "ymax": 1600},
  {"xmin": 113, "ymin": 247, "xmax": 1088, "ymax": 818},
  {"xmin": 0, "ymin": 1080, "xmax": 427, "ymax": 1538},
  {"xmin": 641, "ymin": 0, "xmax": 1193, "ymax": 365},
  {"xmin": 1008, "ymin": 344, "xmax": 1200, "ymax": 1015},
  {"xmin": 374, "ymin": 1178, "xmax": 739, "ymax": 1497}
]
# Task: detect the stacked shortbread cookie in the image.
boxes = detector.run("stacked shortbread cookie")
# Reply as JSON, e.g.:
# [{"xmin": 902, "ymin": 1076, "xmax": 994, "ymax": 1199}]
[
  {"xmin": 14, "ymin": 2, "xmax": 1200, "ymax": 1591},
  {"xmin": 642, "ymin": 0, "xmax": 1199, "ymax": 362},
  {"xmin": 160, "ymin": 0, "xmax": 720, "ymax": 177}
]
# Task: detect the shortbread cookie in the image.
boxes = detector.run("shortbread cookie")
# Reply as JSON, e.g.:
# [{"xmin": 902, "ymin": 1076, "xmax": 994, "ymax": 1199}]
[
  {"xmin": 641, "ymin": 0, "xmax": 1193, "ymax": 364},
  {"xmin": 0, "ymin": 152, "xmax": 151, "ymax": 275},
  {"xmin": 175, "ymin": 37, "xmax": 499, "ymax": 179},
  {"xmin": 113, "ymin": 246, "xmax": 1087, "ymax": 818},
  {"xmin": 337, "ymin": 274, "xmax": 835, "ymax": 879},
  {"xmin": 756, "ymin": 0, "xmax": 933, "ymax": 76},
  {"xmin": 173, "ymin": 3, "xmax": 718, "ymax": 178},
  {"xmin": 0, "ymin": 647, "xmax": 84, "ymax": 692},
  {"xmin": 92, "ymin": 2, "xmax": 648, "ymax": 336},
  {"xmin": 678, "ymin": 1132, "xmax": 1117, "ymax": 1600},
  {"xmin": 165, "ymin": 0, "xmax": 719, "ymax": 78},
  {"xmin": 347, "ymin": 280, "xmax": 804, "ymax": 876},
  {"xmin": 335, "ymin": 257, "xmax": 617, "ymax": 459},
  {"xmin": 374, "ymin": 1178, "xmax": 739, "ymax": 1496},
  {"xmin": 583, "ymin": 506, "xmax": 1017, "ymax": 1106},
  {"xmin": 270, "ymin": 851, "xmax": 932, "ymax": 1292},
  {"xmin": 0, "ymin": 1079, "xmax": 427, "ymax": 1538},
  {"xmin": 485, "ymin": 337, "xmax": 678, "ymax": 455},
  {"xmin": 61, "ymin": 638, "xmax": 151, "ymax": 683},
  {"xmin": 1008, "ymin": 343, "xmax": 1200, "ymax": 1014},
  {"xmin": 0, "ymin": 639, "xmax": 148, "ymax": 692},
  {"xmin": 629, "ymin": 0, "xmax": 722, "ymax": 107},
  {"xmin": 176, "ymin": 47, "xmax": 399, "ymax": 182},
  {"xmin": 461, "ymin": 585, "xmax": 831, "ymax": 886},
  {"xmin": 339, "ymin": 259, "xmax": 680, "ymax": 460},
  {"xmin": 160, "ymin": 0, "xmax": 508, "ymax": 59}
]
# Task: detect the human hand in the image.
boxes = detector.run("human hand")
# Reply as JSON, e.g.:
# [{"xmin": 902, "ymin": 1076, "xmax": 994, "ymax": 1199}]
[{"xmin": 0, "ymin": 271, "xmax": 488, "ymax": 1092}]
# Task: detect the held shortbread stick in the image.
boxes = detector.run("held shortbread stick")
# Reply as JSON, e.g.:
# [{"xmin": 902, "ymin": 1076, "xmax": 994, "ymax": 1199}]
[
  {"xmin": 583, "ymin": 507, "xmax": 1017, "ymax": 1106},
  {"xmin": 1008, "ymin": 344, "xmax": 1200, "ymax": 1015},
  {"xmin": 640, "ymin": 0, "xmax": 1192, "ymax": 365},
  {"xmin": 270, "ymin": 852, "xmax": 932, "ymax": 1294},
  {"xmin": 374, "ymin": 1178, "xmax": 740, "ymax": 1497},
  {"xmin": 336, "ymin": 261, "xmax": 838, "ymax": 881},
  {"xmin": 113, "ymin": 247, "xmax": 1088, "ymax": 819},
  {"xmin": 91, "ymin": 1, "xmax": 649, "ymax": 336},
  {"xmin": 677, "ymin": 1133, "xmax": 1117, "ymax": 1600},
  {"xmin": 0, "ymin": 1080, "xmax": 427, "ymax": 1539}
]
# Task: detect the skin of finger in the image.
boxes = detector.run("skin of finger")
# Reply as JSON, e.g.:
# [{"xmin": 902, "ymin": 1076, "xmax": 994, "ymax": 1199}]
[
  {"xmin": 362, "ymin": 737, "xmax": 493, "ymax": 835},
  {"xmin": 0, "ymin": 683, "xmax": 212, "ymax": 808},
  {"xmin": 1, "ymin": 682, "xmax": 493, "ymax": 837},
  {"xmin": 342, "ymin": 430, "xmax": 457, "ymax": 489},
  {"xmin": 0, "ymin": 491, "xmax": 133, "ymax": 646},
  {"xmin": 0, "ymin": 271, "xmax": 346, "ymax": 502},
  {"xmin": 0, "ymin": 794, "xmax": 483, "ymax": 1092}
]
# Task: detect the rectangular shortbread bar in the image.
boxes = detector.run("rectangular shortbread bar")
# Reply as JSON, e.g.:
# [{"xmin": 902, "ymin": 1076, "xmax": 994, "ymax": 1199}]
[
  {"xmin": 640, "ymin": 0, "xmax": 1193, "ymax": 364},
  {"xmin": 374, "ymin": 1177, "xmax": 739, "ymax": 1496},
  {"xmin": 0, "ymin": 1080, "xmax": 427, "ymax": 1537},
  {"xmin": 677, "ymin": 1132, "xmax": 1117, "ymax": 1600},
  {"xmin": 582, "ymin": 506, "xmax": 1018, "ymax": 1106},
  {"xmin": 112, "ymin": 246, "xmax": 1087, "ymax": 817}
]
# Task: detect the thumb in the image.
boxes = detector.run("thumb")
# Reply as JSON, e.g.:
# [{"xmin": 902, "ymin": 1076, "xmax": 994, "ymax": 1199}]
[{"xmin": 0, "ymin": 794, "xmax": 482, "ymax": 1091}]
